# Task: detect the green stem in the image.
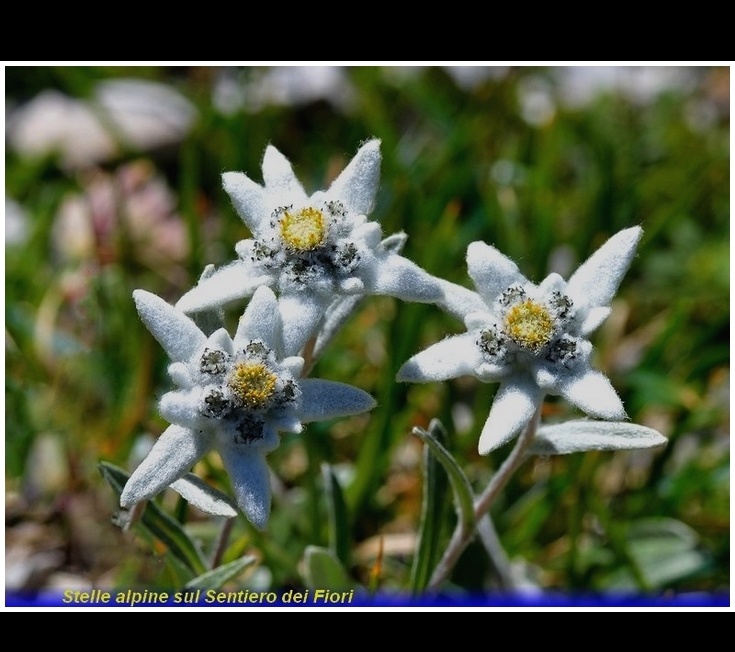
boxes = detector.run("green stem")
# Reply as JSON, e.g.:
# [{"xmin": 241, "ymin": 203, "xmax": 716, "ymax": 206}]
[
  {"xmin": 476, "ymin": 514, "xmax": 516, "ymax": 590},
  {"xmin": 210, "ymin": 517, "xmax": 235, "ymax": 570},
  {"xmin": 426, "ymin": 404, "xmax": 542, "ymax": 592}
]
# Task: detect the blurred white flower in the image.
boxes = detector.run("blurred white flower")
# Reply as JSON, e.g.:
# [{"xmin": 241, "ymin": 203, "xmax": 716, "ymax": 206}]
[
  {"xmin": 518, "ymin": 76, "xmax": 556, "ymax": 127},
  {"xmin": 5, "ymin": 197, "xmax": 30, "ymax": 246},
  {"xmin": 443, "ymin": 66, "xmax": 508, "ymax": 90},
  {"xmin": 121, "ymin": 286, "xmax": 376, "ymax": 529},
  {"xmin": 6, "ymin": 80, "xmax": 196, "ymax": 168},
  {"xmin": 214, "ymin": 66, "xmax": 356, "ymax": 115},
  {"xmin": 177, "ymin": 139, "xmax": 475, "ymax": 355},
  {"xmin": 555, "ymin": 66, "xmax": 698, "ymax": 108},
  {"xmin": 398, "ymin": 227, "xmax": 643, "ymax": 454}
]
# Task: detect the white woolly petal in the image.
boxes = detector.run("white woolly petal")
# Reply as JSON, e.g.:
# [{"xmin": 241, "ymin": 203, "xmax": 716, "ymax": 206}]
[
  {"xmin": 397, "ymin": 333, "xmax": 483, "ymax": 383},
  {"xmin": 217, "ymin": 443, "xmax": 272, "ymax": 531},
  {"xmin": 261, "ymin": 145, "xmax": 308, "ymax": 206},
  {"xmin": 466, "ymin": 241, "xmax": 526, "ymax": 305},
  {"xmin": 326, "ymin": 139, "xmax": 381, "ymax": 215},
  {"xmin": 380, "ymin": 231, "xmax": 408, "ymax": 254},
  {"xmin": 270, "ymin": 413, "xmax": 303, "ymax": 434},
  {"xmin": 537, "ymin": 272, "xmax": 566, "ymax": 297},
  {"xmin": 338, "ymin": 277, "xmax": 365, "ymax": 294},
  {"xmin": 566, "ymin": 226, "xmax": 642, "ymax": 309},
  {"xmin": 581, "ymin": 306, "xmax": 612, "ymax": 336},
  {"xmin": 362, "ymin": 251, "xmax": 444, "ymax": 303},
  {"xmin": 554, "ymin": 368, "xmax": 627, "ymax": 420},
  {"xmin": 475, "ymin": 361, "xmax": 511, "ymax": 382},
  {"xmin": 534, "ymin": 338, "xmax": 594, "ymax": 391},
  {"xmin": 436, "ymin": 280, "xmax": 488, "ymax": 321},
  {"xmin": 235, "ymin": 239, "xmax": 253, "ymax": 259},
  {"xmin": 205, "ymin": 328, "xmax": 234, "ymax": 355},
  {"xmin": 281, "ymin": 356, "xmax": 305, "ymax": 377},
  {"xmin": 159, "ymin": 389, "xmax": 209, "ymax": 430},
  {"xmin": 465, "ymin": 311, "xmax": 495, "ymax": 331},
  {"xmin": 133, "ymin": 289, "xmax": 206, "ymax": 363},
  {"xmin": 478, "ymin": 378, "xmax": 542, "ymax": 455},
  {"xmin": 350, "ymin": 213, "xmax": 368, "ymax": 227},
  {"xmin": 354, "ymin": 221, "xmax": 383, "ymax": 248},
  {"xmin": 120, "ymin": 425, "xmax": 212, "ymax": 507},
  {"xmin": 168, "ymin": 362, "xmax": 193, "ymax": 388},
  {"xmin": 198, "ymin": 264, "xmax": 217, "ymax": 282},
  {"xmin": 176, "ymin": 262, "xmax": 271, "ymax": 313},
  {"xmin": 278, "ymin": 293, "xmax": 329, "ymax": 357},
  {"xmin": 234, "ymin": 286, "xmax": 280, "ymax": 351},
  {"xmin": 297, "ymin": 379, "xmax": 376, "ymax": 423},
  {"xmin": 534, "ymin": 365, "xmax": 558, "ymax": 390},
  {"xmin": 222, "ymin": 171, "xmax": 271, "ymax": 233}
]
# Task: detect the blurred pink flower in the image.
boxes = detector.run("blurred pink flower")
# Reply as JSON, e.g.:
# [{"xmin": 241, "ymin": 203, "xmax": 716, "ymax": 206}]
[{"xmin": 53, "ymin": 160, "xmax": 189, "ymax": 277}]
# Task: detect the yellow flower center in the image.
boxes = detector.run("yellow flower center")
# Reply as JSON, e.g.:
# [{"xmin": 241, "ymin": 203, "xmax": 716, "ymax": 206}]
[
  {"xmin": 279, "ymin": 207, "xmax": 327, "ymax": 251},
  {"xmin": 227, "ymin": 362, "xmax": 278, "ymax": 409},
  {"xmin": 504, "ymin": 299, "xmax": 555, "ymax": 352}
]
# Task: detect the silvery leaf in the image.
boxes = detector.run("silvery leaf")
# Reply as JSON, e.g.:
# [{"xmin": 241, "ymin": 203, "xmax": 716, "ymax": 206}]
[
  {"xmin": 170, "ymin": 473, "xmax": 238, "ymax": 518},
  {"xmin": 529, "ymin": 420, "xmax": 667, "ymax": 456}
]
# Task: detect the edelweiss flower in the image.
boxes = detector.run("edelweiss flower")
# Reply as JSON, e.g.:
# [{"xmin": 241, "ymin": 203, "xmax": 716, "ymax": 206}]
[
  {"xmin": 398, "ymin": 227, "xmax": 643, "ymax": 455},
  {"xmin": 120, "ymin": 286, "xmax": 376, "ymax": 529},
  {"xmin": 176, "ymin": 139, "xmax": 475, "ymax": 355}
]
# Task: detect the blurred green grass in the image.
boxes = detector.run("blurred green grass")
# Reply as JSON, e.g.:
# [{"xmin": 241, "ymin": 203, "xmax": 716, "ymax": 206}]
[{"xmin": 5, "ymin": 65, "xmax": 729, "ymax": 596}]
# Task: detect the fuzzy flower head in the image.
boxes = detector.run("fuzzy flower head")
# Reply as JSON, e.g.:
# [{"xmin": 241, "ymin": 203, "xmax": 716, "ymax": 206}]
[
  {"xmin": 241, "ymin": 193, "xmax": 367, "ymax": 296},
  {"xmin": 398, "ymin": 227, "xmax": 643, "ymax": 455},
  {"xmin": 177, "ymin": 139, "xmax": 462, "ymax": 356},
  {"xmin": 121, "ymin": 286, "xmax": 376, "ymax": 529}
]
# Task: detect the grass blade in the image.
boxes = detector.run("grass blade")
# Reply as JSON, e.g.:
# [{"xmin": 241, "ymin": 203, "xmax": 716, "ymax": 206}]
[
  {"xmin": 409, "ymin": 419, "xmax": 450, "ymax": 594},
  {"xmin": 321, "ymin": 464, "xmax": 351, "ymax": 568},
  {"xmin": 185, "ymin": 555, "xmax": 258, "ymax": 590},
  {"xmin": 302, "ymin": 546, "xmax": 354, "ymax": 591},
  {"xmin": 412, "ymin": 419, "xmax": 476, "ymax": 541}
]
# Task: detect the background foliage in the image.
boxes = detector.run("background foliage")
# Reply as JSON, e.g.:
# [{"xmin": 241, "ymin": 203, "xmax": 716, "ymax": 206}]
[{"xmin": 4, "ymin": 65, "xmax": 729, "ymax": 599}]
